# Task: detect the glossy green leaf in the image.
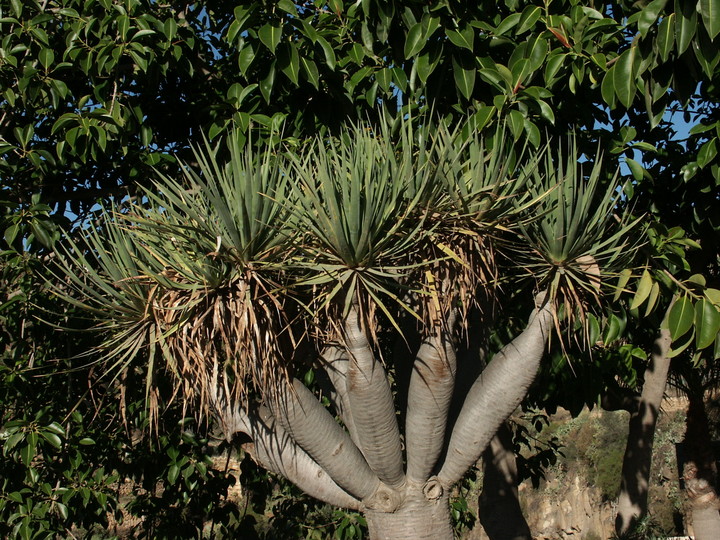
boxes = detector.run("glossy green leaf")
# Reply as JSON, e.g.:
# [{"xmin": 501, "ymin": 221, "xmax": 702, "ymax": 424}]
[
  {"xmin": 38, "ymin": 48, "xmax": 54, "ymax": 69},
  {"xmin": 259, "ymin": 63, "xmax": 276, "ymax": 103},
  {"xmin": 479, "ymin": 68, "xmax": 509, "ymax": 92},
  {"xmin": 20, "ymin": 443, "xmax": 35, "ymax": 466},
  {"xmin": 668, "ymin": 296, "xmax": 694, "ymax": 341},
  {"xmin": 705, "ymin": 288, "xmax": 720, "ymax": 307},
  {"xmin": 524, "ymin": 118, "xmax": 541, "ymax": 147},
  {"xmin": 392, "ymin": 66, "xmax": 408, "ymax": 92},
  {"xmin": 301, "ymin": 57, "xmax": 320, "ymax": 89},
  {"xmin": 700, "ymin": 0, "xmax": 720, "ymax": 39},
  {"xmin": 517, "ymin": 6, "xmax": 542, "ymax": 34},
  {"xmin": 544, "ymin": 53, "xmax": 565, "ymax": 85},
  {"xmin": 316, "ymin": 36, "xmax": 336, "ymax": 70},
  {"xmin": 446, "ymin": 27, "xmax": 474, "ymax": 51},
  {"xmin": 537, "ymin": 99, "xmax": 555, "ymax": 125},
  {"xmin": 668, "ymin": 331, "xmax": 694, "ymax": 357},
  {"xmin": 631, "ymin": 269, "xmax": 653, "ymax": 310},
  {"xmin": 511, "ymin": 58, "xmax": 529, "ymax": 87},
  {"xmin": 638, "ymin": 0, "xmax": 668, "ymax": 37},
  {"xmin": 675, "ymin": 0, "xmax": 697, "ymax": 55},
  {"xmin": 238, "ymin": 45, "xmax": 255, "ymax": 75},
  {"xmin": 473, "ymin": 106, "xmax": 496, "ymax": 132},
  {"xmin": 587, "ymin": 313, "xmax": 601, "ymax": 345},
  {"xmin": 601, "ymin": 64, "xmax": 616, "ymax": 107},
  {"xmin": 416, "ymin": 50, "xmax": 438, "ymax": 83},
  {"xmin": 164, "ymin": 18, "xmax": 178, "ymax": 40},
  {"xmin": 614, "ymin": 268, "xmax": 632, "ymax": 301},
  {"xmin": 645, "ymin": 281, "xmax": 660, "ymax": 317},
  {"xmin": 452, "ymin": 55, "xmax": 475, "ymax": 100},
  {"xmin": 40, "ymin": 432, "xmax": 62, "ymax": 450},
  {"xmin": 626, "ymin": 158, "xmax": 644, "ymax": 181},
  {"xmin": 131, "ymin": 29, "xmax": 155, "ymax": 41},
  {"xmin": 697, "ymin": 138, "xmax": 718, "ymax": 168},
  {"xmin": 604, "ymin": 313, "xmax": 625, "ymax": 344},
  {"xmin": 259, "ymin": 23, "xmax": 282, "ymax": 54},
  {"xmin": 495, "ymin": 13, "xmax": 522, "ymax": 36},
  {"xmin": 613, "ymin": 47, "xmax": 637, "ymax": 108},
  {"xmin": 376, "ymin": 68, "xmax": 391, "ymax": 92},
  {"xmin": 695, "ymin": 298, "xmax": 720, "ymax": 349},
  {"xmin": 657, "ymin": 13, "xmax": 675, "ymax": 62},
  {"xmin": 507, "ymin": 110, "xmax": 525, "ymax": 140},
  {"xmin": 168, "ymin": 464, "xmax": 180, "ymax": 485},
  {"xmin": 279, "ymin": 44, "xmax": 300, "ymax": 85},
  {"xmin": 30, "ymin": 221, "xmax": 53, "ymax": 248},
  {"xmin": 278, "ymin": 0, "xmax": 298, "ymax": 16},
  {"xmin": 405, "ymin": 23, "xmax": 425, "ymax": 58}
]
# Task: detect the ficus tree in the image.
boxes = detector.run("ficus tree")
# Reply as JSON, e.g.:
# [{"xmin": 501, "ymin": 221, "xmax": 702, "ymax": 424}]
[{"xmin": 50, "ymin": 117, "xmax": 638, "ymax": 539}]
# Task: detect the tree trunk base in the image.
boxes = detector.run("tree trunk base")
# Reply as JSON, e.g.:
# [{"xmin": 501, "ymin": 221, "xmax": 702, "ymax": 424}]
[
  {"xmin": 691, "ymin": 506, "xmax": 720, "ymax": 540},
  {"xmin": 365, "ymin": 483, "xmax": 454, "ymax": 540}
]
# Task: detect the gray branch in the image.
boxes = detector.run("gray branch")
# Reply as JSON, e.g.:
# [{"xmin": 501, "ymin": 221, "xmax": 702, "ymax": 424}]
[
  {"xmin": 438, "ymin": 296, "xmax": 553, "ymax": 486},
  {"xmin": 241, "ymin": 407, "xmax": 362, "ymax": 510},
  {"xmin": 405, "ymin": 312, "xmax": 457, "ymax": 483},
  {"xmin": 318, "ymin": 345, "xmax": 360, "ymax": 444},
  {"xmin": 344, "ymin": 306, "xmax": 406, "ymax": 488},
  {"xmin": 270, "ymin": 378, "xmax": 381, "ymax": 501}
]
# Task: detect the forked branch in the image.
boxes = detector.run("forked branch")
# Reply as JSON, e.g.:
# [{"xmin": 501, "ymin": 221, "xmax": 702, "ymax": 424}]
[
  {"xmin": 240, "ymin": 407, "xmax": 361, "ymax": 510},
  {"xmin": 270, "ymin": 378, "xmax": 381, "ymax": 500}
]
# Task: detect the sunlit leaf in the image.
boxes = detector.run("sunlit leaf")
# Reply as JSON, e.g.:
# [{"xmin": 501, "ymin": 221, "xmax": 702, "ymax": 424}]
[
  {"xmin": 695, "ymin": 298, "xmax": 720, "ymax": 349},
  {"xmin": 668, "ymin": 296, "xmax": 694, "ymax": 341}
]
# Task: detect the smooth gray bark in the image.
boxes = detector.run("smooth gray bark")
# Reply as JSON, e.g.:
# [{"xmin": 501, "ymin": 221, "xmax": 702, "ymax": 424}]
[
  {"xmin": 405, "ymin": 317, "xmax": 457, "ymax": 483},
  {"xmin": 614, "ymin": 327, "xmax": 672, "ymax": 536},
  {"xmin": 364, "ymin": 484, "xmax": 454, "ymax": 540},
  {"xmin": 344, "ymin": 306, "xmax": 406, "ymax": 488},
  {"xmin": 692, "ymin": 507, "xmax": 720, "ymax": 540},
  {"xmin": 223, "ymin": 293, "xmax": 553, "ymax": 539},
  {"xmin": 240, "ymin": 407, "xmax": 361, "ymax": 509},
  {"xmin": 438, "ymin": 298, "xmax": 553, "ymax": 486},
  {"xmin": 318, "ymin": 345, "xmax": 359, "ymax": 443},
  {"xmin": 479, "ymin": 421, "xmax": 531, "ymax": 540},
  {"xmin": 270, "ymin": 377, "xmax": 381, "ymax": 500}
]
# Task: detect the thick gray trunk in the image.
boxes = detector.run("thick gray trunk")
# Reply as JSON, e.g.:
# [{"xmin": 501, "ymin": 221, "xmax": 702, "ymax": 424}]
[
  {"xmin": 364, "ymin": 483, "xmax": 454, "ymax": 540},
  {"xmin": 439, "ymin": 297, "xmax": 553, "ymax": 486},
  {"xmin": 479, "ymin": 422, "xmax": 531, "ymax": 540},
  {"xmin": 405, "ymin": 317, "xmax": 457, "ymax": 483},
  {"xmin": 614, "ymin": 327, "xmax": 671, "ymax": 536},
  {"xmin": 344, "ymin": 306, "xmax": 405, "ymax": 488}
]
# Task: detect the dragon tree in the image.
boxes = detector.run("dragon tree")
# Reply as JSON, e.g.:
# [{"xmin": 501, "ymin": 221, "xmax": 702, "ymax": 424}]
[{"xmin": 52, "ymin": 117, "xmax": 637, "ymax": 538}]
